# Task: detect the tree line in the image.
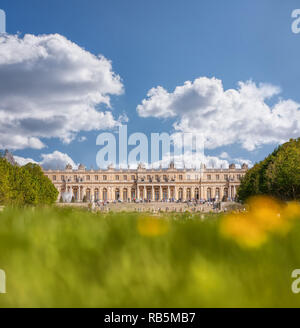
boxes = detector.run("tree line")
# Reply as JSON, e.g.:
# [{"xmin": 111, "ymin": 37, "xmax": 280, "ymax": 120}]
[
  {"xmin": 0, "ymin": 156, "xmax": 58, "ymax": 206},
  {"xmin": 238, "ymin": 138, "xmax": 300, "ymax": 202}
]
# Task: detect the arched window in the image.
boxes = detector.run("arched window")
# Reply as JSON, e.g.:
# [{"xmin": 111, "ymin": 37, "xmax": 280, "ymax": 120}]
[
  {"xmin": 147, "ymin": 188, "xmax": 152, "ymax": 201},
  {"xmin": 73, "ymin": 187, "xmax": 78, "ymax": 201},
  {"xmin": 131, "ymin": 188, "xmax": 136, "ymax": 200},
  {"xmin": 207, "ymin": 188, "xmax": 211, "ymax": 200},
  {"xmin": 155, "ymin": 188, "xmax": 160, "ymax": 201},
  {"xmin": 163, "ymin": 188, "xmax": 168, "ymax": 200},
  {"xmin": 178, "ymin": 188, "xmax": 183, "ymax": 200},
  {"xmin": 103, "ymin": 188, "xmax": 108, "ymax": 201},
  {"xmin": 187, "ymin": 188, "xmax": 191, "ymax": 200},
  {"xmin": 86, "ymin": 188, "xmax": 91, "ymax": 201},
  {"xmin": 94, "ymin": 189, "xmax": 99, "ymax": 201},
  {"xmin": 123, "ymin": 189, "xmax": 128, "ymax": 201},
  {"xmin": 224, "ymin": 188, "xmax": 228, "ymax": 200},
  {"xmin": 195, "ymin": 188, "xmax": 199, "ymax": 200}
]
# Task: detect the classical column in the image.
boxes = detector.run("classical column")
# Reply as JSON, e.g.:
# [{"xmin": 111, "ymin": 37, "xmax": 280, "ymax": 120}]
[
  {"xmin": 160, "ymin": 185, "xmax": 162, "ymax": 201},
  {"xmin": 91, "ymin": 188, "xmax": 95, "ymax": 202},
  {"xmin": 143, "ymin": 186, "xmax": 146, "ymax": 200},
  {"xmin": 152, "ymin": 186, "xmax": 155, "ymax": 201},
  {"xmin": 76, "ymin": 186, "xmax": 79, "ymax": 202},
  {"xmin": 167, "ymin": 186, "xmax": 170, "ymax": 200},
  {"xmin": 200, "ymin": 186, "xmax": 204, "ymax": 200},
  {"xmin": 183, "ymin": 187, "xmax": 186, "ymax": 201},
  {"xmin": 137, "ymin": 186, "xmax": 140, "ymax": 200},
  {"xmin": 220, "ymin": 187, "xmax": 224, "ymax": 201}
]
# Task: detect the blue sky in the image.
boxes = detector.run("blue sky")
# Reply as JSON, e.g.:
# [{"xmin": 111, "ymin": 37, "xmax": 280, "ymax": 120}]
[{"xmin": 1, "ymin": 0, "xmax": 300, "ymax": 169}]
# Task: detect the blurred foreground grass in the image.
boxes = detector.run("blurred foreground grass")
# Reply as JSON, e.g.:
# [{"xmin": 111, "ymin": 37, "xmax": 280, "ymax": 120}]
[{"xmin": 0, "ymin": 205, "xmax": 300, "ymax": 307}]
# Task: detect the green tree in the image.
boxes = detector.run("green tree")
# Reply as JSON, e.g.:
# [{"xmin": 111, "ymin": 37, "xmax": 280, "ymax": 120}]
[
  {"xmin": 0, "ymin": 159, "xmax": 58, "ymax": 206},
  {"xmin": 238, "ymin": 138, "xmax": 300, "ymax": 202},
  {"xmin": 0, "ymin": 158, "xmax": 12, "ymax": 204},
  {"xmin": 22, "ymin": 163, "xmax": 58, "ymax": 205},
  {"xmin": 265, "ymin": 139, "xmax": 300, "ymax": 200}
]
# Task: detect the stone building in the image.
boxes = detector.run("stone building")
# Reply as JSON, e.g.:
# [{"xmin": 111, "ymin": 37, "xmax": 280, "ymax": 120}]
[{"xmin": 43, "ymin": 162, "xmax": 248, "ymax": 202}]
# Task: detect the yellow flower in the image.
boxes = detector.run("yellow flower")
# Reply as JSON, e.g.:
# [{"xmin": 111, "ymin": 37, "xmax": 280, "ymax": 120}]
[
  {"xmin": 137, "ymin": 216, "xmax": 169, "ymax": 237},
  {"xmin": 220, "ymin": 196, "xmax": 299, "ymax": 248},
  {"xmin": 247, "ymin": 196, "xmax": 289, "ymax": 234},
  {"xmin": 220, "ymin": 213, "xmax": 268, "ymax": 248},
  {"xmin": 282, "ymin": 202, "xmax": 300, "ymax": 221}
]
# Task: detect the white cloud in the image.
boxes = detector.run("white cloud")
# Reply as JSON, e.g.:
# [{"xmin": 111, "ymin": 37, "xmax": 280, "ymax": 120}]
[
  {"xmin": 218, "ymin": 152, "xmax": 252, "ymax": 168},
  {"xmin": 14, "ymin": 150, "xmax": 78, "ymax": 170},
  {"xmin": 219, "ymin": 152, "xmax": 229, "ymax": 159},
  {"xmin": 0, "ymin": 33, "xmax": 124, "ymax": 150},
  {"xmin": 127, "ymin": 150, "xmax": 243, "ymax": 170},
  {"xmin": 14, "ymin": 155, "xmax": 38, "ymax": 166},
  {"xmin": 137, "ymin": 77, "xmax": 300, "ymax": 151},
  {"xmin": 78, "ymin": 136, "xmax": 87, "ymax": 143},
  {"xmin": 233, "ymin": 158, "xmax": 253, "ymax": 168},
  {"xmin": 39, "ymin": 151, "xmax": 78, "ymax": 170}
]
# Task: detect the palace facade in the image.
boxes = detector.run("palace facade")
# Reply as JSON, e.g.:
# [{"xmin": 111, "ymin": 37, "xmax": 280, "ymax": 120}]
[{"xmin": 43, "ymin": 162, "xmax": 248, "ymax": 202}]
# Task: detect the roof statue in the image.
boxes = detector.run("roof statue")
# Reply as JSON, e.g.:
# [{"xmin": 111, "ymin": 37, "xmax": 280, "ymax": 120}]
[
  {"xmin": 4, "ymin": 150, "xmax": 17, "ymax": 166},
  {"xmin": 65, "ymin": 163, "xmax": 73, "ymax": 170}
]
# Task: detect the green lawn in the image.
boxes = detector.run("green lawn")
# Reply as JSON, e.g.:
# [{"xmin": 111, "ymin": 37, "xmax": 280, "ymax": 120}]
[{"xmin": 0, "ymin": 206, "xmax": 299, "ymax": 307}]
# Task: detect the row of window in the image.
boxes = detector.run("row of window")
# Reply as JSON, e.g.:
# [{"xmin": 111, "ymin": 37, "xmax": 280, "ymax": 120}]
[
  {"xmin": 206, "ymin": 174, "xmax": 243, "ymax": 181},
  {"xmin": 50, "ymin": 174, "xmax": 193, "ymax": 182},
  {"xmin": 51, "ymin": 174, "xmax": 136, "ymax": 182},
  {"xmin": 49, "ymin": 173, "xmax": 243, "ymax": 182}
]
